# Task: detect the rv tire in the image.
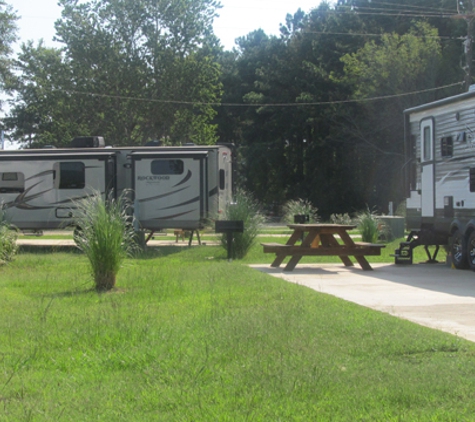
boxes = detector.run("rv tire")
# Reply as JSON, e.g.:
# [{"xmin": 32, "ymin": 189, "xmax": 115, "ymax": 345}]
[
  {"xmin": 467, "ymin": 231, "xmax": 475, "ymax": 271},
  {"xmin": 451, "ymin": 229, "xmax": 469, "ymax": 269}
]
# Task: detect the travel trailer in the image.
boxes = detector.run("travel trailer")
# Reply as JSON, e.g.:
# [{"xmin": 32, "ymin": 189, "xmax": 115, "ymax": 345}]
[
  {"xmin": 397, "ymin": 88, "xmax": 475, "ymax": 269},
  {"xmin": 0, "ymin": 138, "xmax": 234, "ymax": 237}
]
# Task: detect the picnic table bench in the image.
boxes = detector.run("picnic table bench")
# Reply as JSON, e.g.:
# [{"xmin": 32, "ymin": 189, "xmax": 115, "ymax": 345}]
[{"xmin": 262, "ymin": 224, "xmax": 385, "ymax": 271}]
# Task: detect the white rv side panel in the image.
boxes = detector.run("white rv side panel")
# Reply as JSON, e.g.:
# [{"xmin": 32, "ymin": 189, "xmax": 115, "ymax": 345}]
[
  {"xmin": 0, "ymin": 154, "xmax": 111, "ymax": 229},
  {"xmin": 132, "ymin": 152, "xmax": 207, "ymax": 229}
]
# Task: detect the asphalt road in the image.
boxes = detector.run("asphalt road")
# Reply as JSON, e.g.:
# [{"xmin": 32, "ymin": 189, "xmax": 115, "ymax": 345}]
[{"xmin": 251, "ymin": 262, "xmax": 475, "ymax": 343}]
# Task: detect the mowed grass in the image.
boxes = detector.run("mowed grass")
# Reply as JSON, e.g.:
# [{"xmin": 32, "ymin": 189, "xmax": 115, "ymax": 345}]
[{"xmin": 1, "ymin": 244, "xmax": 471, "ymax": 421}]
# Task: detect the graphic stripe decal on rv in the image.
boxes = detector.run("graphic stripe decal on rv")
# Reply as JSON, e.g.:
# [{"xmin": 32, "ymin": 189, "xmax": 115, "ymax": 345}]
[
  {"xmin": 173, "ymin": 170, "xmax": 192, "ymax": 187},
  {"xmin": 137, "ymin": 186, "xmax": 189, "ymax": 203},
  {"xmin": 154, "ymin": 209, "xmax": 197, "ymax": 220},
  {"xmin": 53, "ymin": 193, "xmax": 98, "ymax": 205},
  {"xmin": 25, "ymin": 170, "xmax": 54, "ymax": 181},
  {"xmin": 4, "ymin": 182, "xmax": 54, "ymax": 210},
  {"xmin": 158, "ymin": 196, "xmax": 200, "ymax": 210}
]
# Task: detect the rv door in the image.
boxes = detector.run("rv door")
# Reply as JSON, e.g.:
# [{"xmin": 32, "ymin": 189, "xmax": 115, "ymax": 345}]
[
  {"xmin": 131, "ymin": 151, "xmax": 208, "ymax": 230},
  {"xmin": 420, "ymin": 118, "xmax": 435, "ymax": 218}
]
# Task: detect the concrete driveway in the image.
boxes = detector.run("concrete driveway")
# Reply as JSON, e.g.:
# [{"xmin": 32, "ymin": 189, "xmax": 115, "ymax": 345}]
[{"xmin": 251, "ymin": 262, "xmax": 475, "ymax": 342}]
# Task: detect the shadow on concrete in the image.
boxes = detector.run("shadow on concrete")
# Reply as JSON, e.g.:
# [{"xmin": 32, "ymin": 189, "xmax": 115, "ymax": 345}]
[{"xmin": 252, "ymin": 262, "xmax": 475, "ymax": 299}]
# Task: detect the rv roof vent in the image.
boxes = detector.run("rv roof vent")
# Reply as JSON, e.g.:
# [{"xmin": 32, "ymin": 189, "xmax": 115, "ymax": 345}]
[
  {"xmin": 145, "ymin": 140, "xmax": 161, "ymax": 147},
  {"xmin": 70, "ymin": 136, "xmax": 105, "ymax": 148}
]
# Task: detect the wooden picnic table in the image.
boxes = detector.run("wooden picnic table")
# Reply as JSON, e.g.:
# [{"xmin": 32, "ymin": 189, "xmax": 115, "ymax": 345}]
[{"xmin": 262, "ymin": 224, "xmax": 385, "ymax": 271}]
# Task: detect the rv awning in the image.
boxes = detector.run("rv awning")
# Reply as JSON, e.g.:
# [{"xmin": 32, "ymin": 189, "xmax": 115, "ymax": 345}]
[
  {"xmin": 0, "ymin": 151, "xmax": 117, "ymax": 161},
  {"xmin": 129, "ymin": 151, "xmax": 209, "ymax": 160}
]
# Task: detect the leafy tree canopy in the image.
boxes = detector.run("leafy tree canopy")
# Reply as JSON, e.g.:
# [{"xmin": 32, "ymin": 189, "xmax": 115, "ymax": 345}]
[
  {"xmin": 0, "ymin": 0, "xmax": 17, "ymax": 110},
  {"xmin": 7, "ymin": 0, "xmax": 222, "ymax": 147}
]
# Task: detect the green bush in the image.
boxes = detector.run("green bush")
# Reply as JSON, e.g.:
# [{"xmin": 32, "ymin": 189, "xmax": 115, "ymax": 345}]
[
  {"xmin": 0, "ymin": 208, "xmax": 18, "ymax": 264},
  {"xmin": 357, "ymin": 207, "xmax": 381, "ymax": 243},
  {"xmin": 282, "ymin": 198, "xmax": 319, "ymax": 224},
  {"xmin": 220, "ymin": 189, "xmax": 265, "ymax": 259},
  {"xmin": 72, "ymin": 191, "xmax": 138, "ymax": 291},
  {"xmin": 330, "ymin": 212, "xmax": 354, "ymax": 225}
]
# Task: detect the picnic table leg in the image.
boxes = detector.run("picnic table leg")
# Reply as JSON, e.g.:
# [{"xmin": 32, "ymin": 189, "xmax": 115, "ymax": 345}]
[
  {"xmin": 270, "ymin": 230, "xmax": 303, "ymax": 268},
  {"xmin": 284, "ymin": 255, "xmax": 303, "ymax": 271},
  {"xmin": 271, "ymin": 254, "xmax": 287, "ymax": 268},
  {"xmin": 320, "ymin": 234, "xmax": 354, "ymax": 267},
  {"xmin": 337, "ymin": 230, "xmax": 372, "ymax": 270},
  {"xmin": 283, "ymin": 229, "xmax": 320, "ymax": 271},
  {"xmin": 353, "ymin": 255, "xmax": 373, "ymax": 270}
]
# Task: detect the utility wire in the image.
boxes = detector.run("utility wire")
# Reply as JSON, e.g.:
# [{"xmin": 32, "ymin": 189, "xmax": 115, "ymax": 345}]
[
  {"xmin": 60, "ymin": 81, "xmax": 463, "ymax": 108},
  {"xmin": 343, "ymin": 2, "xmax": 457, "ymax": 14},
  {"xmin": 363, "ymin": 1, "xmax": 456, "ymax": 14},
  {"xmin": 344, "ymin": 6, "xmax": 453, "ymax": 15},
  {"xmin": 335, "ymin": 11, "xmax": 454, "ymax": 19},
  {"xmin": 300, "ymin": 30, "xmax": 458, "ymax": 40}
]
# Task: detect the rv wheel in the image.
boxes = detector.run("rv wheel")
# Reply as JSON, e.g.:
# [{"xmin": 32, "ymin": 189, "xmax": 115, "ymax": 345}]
[
  {"xmin": 451, "ymin": 229, "xmax": 469, "ymax": 269},
  {"xmin": 467, "ymin": 231, "xmax": 475, "ymax": 271}
]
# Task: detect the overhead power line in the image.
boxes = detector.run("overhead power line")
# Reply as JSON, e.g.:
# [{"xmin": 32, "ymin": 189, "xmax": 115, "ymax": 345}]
[
  {"xmin": 365, "ymin": 1, "xmax": 456, "ymax": 14},
  {"xmin": 60, "ymin": 82, "xmax": 463, "ymax": 108},
  {"xmin": 301, "ymin": 30, "xmax": 458, "ymax": 40},
  {"xmin": 333, "ymin": 10, "xmax": 455, "ymax": 19}
]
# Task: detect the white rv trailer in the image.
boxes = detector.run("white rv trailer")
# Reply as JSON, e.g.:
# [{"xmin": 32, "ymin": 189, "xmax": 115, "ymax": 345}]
[
  {"xmin": 0, "ymin": 139, "xmax": 234, "ymax": 234},
  {"xmin": 397, "ymin": 89, "xmax": 475, "ymax": 268}
]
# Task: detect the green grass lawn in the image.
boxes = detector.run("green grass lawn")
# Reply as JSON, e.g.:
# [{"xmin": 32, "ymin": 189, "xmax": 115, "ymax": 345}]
[{"xmin": 0, "ymin": 239, "xmax": 464, "ymax": 421}]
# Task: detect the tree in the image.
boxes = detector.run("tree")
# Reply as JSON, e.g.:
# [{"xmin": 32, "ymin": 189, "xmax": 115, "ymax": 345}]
[
  {"xmin": 216, "ymin": 2, "xmax": 462, "ymax": 217},
  {"xmin": 8, "ymin": 0, "xmax": 222, "ymax": 147},
  {"xmin": 0, "ymin": 0, "xmax": 18, "ymax": 110},
  {"xmin": 215, "ymin": 3, "xmax": 374, "ymax": 215},
  {"xmin": 336, "ymin": 22, "xmax": 446, "ymax": 208},
  {"xmin": 6, "ymin": 42, "xmax": 78, "ymax": 146}
]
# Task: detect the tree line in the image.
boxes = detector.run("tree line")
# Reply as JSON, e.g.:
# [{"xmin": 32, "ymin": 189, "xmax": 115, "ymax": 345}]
[{"xmin": 0, "ymin": 0, "xmax": 471, "ymax": 218}]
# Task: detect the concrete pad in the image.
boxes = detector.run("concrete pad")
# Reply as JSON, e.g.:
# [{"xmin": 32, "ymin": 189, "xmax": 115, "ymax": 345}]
[
  {"xmin": 16, "ymin": 238, "xmax": 217, "ymax": 247},
  {"xmin": 251, "ymin": 263, "xmax": 475, "ymax": 342}
]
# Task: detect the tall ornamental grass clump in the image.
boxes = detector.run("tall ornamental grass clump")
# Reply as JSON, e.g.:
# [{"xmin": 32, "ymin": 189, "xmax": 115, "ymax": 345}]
[
  {"xmin": 282, "ymin": 198, "xmax": 319, "ymax": 224},
  {"xmin": 72, "ymin": 191, "xmax": 137, "ymax": 291},
  {"xmin": 0, "ymin": 207, "xmax": 18, "ymax": 264},
  {"xmin": 357, "ymin": 207, "xmax": 381, "ymax": 243},
  {"xmin": 220, "ymin": 189, "xmax": 265, "ymax": 259}
]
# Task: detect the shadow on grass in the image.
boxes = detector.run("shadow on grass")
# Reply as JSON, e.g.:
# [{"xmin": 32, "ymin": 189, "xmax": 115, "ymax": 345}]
[
  {"xmin": 134, "ymin": 246, "xmax": 188, "ymax": 260},
  {"xmin": 18, "ymin": 244, "xmax": 213, "ymax": 260},
  {"xmin": 41, "ymin": 285, "xmax": 132, "ymax": 298},
  {"xmin": 18, "ymin": 245, "xmax": 82, "ymax": 254},
  {"xmin": 41, "ymin": 288, "xmax": 97, "ymax": 298}
]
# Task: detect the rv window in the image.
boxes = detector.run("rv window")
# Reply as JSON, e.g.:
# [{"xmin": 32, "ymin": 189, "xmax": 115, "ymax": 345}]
[
  {"xmin": 219, "ymin": 169, "xmax": 225, "ymax": 190},
  {"xmin": 441, "ymin": 136, "xmax": 453, "ymax": 157},
  {"xmin": 0, "ymin": 172, "xmax": 25, "ymax": 193},
  {"xmin": 151, "ymin": 160, "xmax": 183, "ymax": 175},
  {"xmin": 2, "ymin": 172, "xmax": 18, "ymax": 181},
  {"xmin": 59, "ymin": 162, "xmax": 85, "ymax": 189}
]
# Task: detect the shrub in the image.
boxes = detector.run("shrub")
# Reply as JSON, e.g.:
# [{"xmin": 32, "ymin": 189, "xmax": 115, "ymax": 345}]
[
  {"xmin": 220, "ymin": 189, "xmax": 265, "ymax": 259},
  {"xmin": 330, "ymin": 213, "xmax": 354, "ymax": 225},
  {"xmin": 357, "ymin": 207, "xmax": 381, "ymax": 243},
  {"xmin": 282, "ymin": 198, "xmax": 319, "ymax": 224},
  {"xmin": 0, "ymin": 207, "xmax": 18, "ymax": 264},
  {"xmin": 72, "ymin": 191, "xmax": 137, "ymax": 291}
]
